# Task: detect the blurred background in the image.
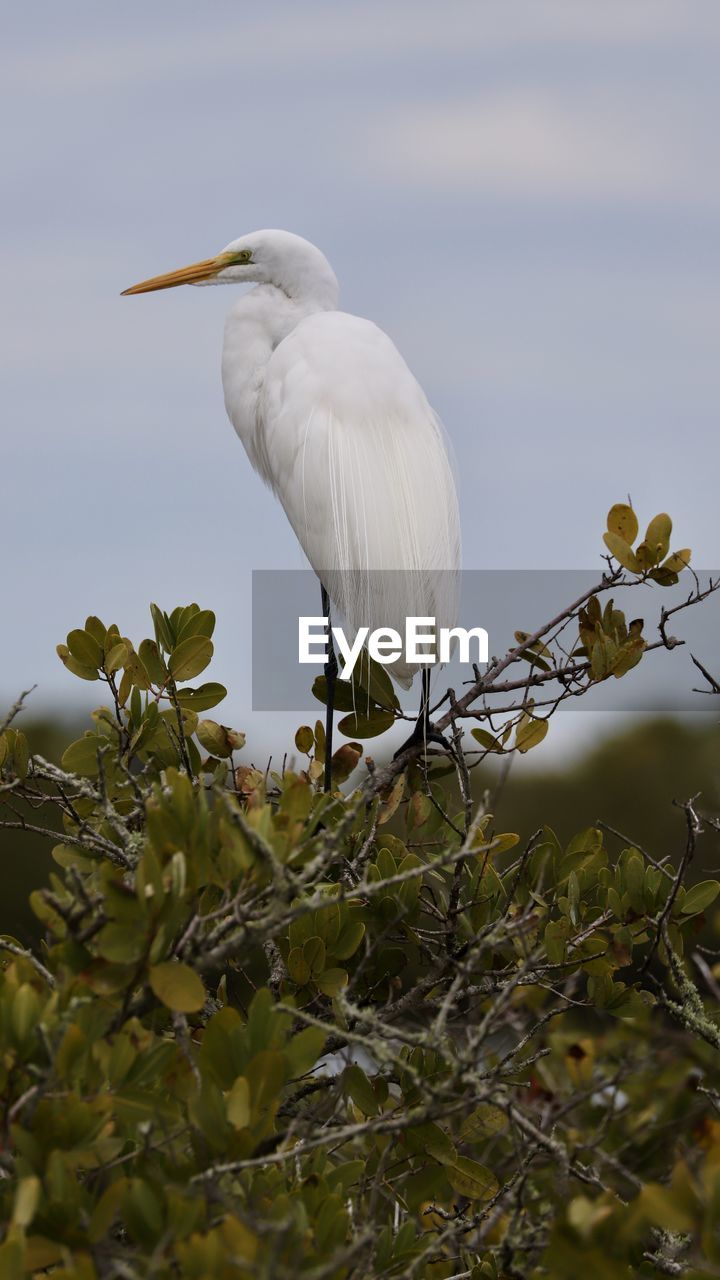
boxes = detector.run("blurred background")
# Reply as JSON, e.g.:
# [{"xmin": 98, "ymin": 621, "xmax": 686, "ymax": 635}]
[{"xmin": 2, "ymin": 2, "xmax": 719, "ymax": 924}]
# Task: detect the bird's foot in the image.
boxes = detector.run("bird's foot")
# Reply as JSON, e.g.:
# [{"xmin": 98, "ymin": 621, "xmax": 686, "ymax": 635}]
[{"xmin": 393, "ymin": 720, "xmax": 454, "ymax": 761}]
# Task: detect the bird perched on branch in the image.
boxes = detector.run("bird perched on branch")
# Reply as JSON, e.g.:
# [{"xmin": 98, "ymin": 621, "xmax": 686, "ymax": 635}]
[{"xmin": 123, "ymin": 230, "xmax": 461, "ymax": 787}]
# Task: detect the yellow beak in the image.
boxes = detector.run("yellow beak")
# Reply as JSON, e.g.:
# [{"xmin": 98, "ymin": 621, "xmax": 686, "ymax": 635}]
[{"xmin": 121, "ymin": 251, "xmax": 235, "ymax": 295}]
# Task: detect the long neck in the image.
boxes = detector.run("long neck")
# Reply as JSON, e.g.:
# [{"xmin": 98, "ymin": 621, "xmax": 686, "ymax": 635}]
[{"xmin": 222, "ymin": 284, "xmax": 323, "ymax": 479}]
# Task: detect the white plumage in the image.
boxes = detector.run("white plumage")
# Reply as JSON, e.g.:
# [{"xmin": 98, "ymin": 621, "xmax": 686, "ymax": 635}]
[{"xmin": 123, "ymin": 230, "xmax": 460, "ymax": 688}]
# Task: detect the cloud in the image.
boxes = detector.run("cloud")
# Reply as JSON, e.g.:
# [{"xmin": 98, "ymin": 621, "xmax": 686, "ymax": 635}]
[
  {"xmin": 366, "ymin": 87, "xmax": 712, "ymax": 207},
  {"xmin": 3, "ymin": 1, "xmax": 716, "ymax": 99}
]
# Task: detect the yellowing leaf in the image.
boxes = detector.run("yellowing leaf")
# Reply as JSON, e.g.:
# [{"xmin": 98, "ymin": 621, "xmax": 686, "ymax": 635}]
[
  {"xmin": 378, "ymin": 772, "xmax": 405, "ymax": 824},
  {"xmin": 149, "ymin": 962, "xmax": 206, "ymax": 1013},
  {"xmin": 607, "ymin": 503, "xmax": 639, "ymax": 545},
  {"xmin": 331, "ymin": 742, "xmax": 363, "ymax": 783},
  {"xmin": 490, "ymin": 832, "xmax": 520, "ymax": 854},
  {"xmin": 12, "ymin": 1175, "xmax": 40, "ymax": 1228},
  {"xmin": 602, "ymin": 531, "xmax": 640, "ymax": 573},
  {"xmin": 226, "ymin": 1076, "xmax": 251, "ymax": 1128},
  {"xmin": 197, "ymin": 720, "xmax": 240, "ymax": 758},
  {"xmin": 644, "ymin": 512, "xmax": 672, "ymax": 561},
  {"xmin": 663, "ymin": 548, "xmax": 691, "ymax": 573},
  {"xmin": 515, "ymin": 716, "xmax": 548, "ymax": 754}
]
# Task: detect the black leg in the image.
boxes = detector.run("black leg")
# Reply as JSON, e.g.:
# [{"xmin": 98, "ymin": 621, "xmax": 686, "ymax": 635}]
[
  {"xmin": 321, "ymin": 584, "xmax": 337, "ymax": 792},
  {"xmin": 393, "ymin": 668, "xmax": 453, "ymax": 760},
  {"xmin": 421, "ymin": 667, "xmax": 431, "ymax": 738}
]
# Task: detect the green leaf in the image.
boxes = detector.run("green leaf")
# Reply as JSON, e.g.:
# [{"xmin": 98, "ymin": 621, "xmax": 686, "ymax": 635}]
[
  {"xmin": 174, "ymin": 682, "xmax": 227, "ymax": 712},
  {"xmin": 286, "ymin": 1026, "xmax": 326, "ymax": 1077},
  {"xmin": 12, "ymin": 984, "xmax": 40, "ymax": 1041},
  {"xmin": 460, "ymin": 1104, "xmax": 508, "ymax": 1141},
  {"xmin": 353, "ymin": 649, "xmax": 402, "ymax": 710},
  {"xmin": 545, "ymin": 917, "xmax": 569, "ymax": 965},
  {"xmin": 625, "ymin": 851, "xmax": 645, "ymax": 907},
  {"xmin": 176, "ymin": 608, "xmax": 216, "ymax": 644},
  {"xmin": 96, "ymin": 924, "xmax": 147, "ymax": 965},
  {"xmin": 85, "ymin": 615, "xmax": 107, "ymax": 644},
  {"xmin": 344, "ymin": 1064, "xmax": 379, "ymax": 1115},
  {"xmin": 471, "ymin": 728, "xmax": 504, "ymax": 753},
  {"xmin": 636, "ymin": 1181, "xmax": 695, "ymax": 1234},
  {"xmin": 138, "ymin": 638, "xmax": 167, "ymax": 684},
  {"xmin": 149, "ymin": 962, "xmax": 206, "ymax": 1012},
  {"xmin": 57, "ymin": 644, "xmax": 100, "ymax": 681},
  {"xmin": 246, "ymin": 1049, "xmax": 287, "ymax": 1114},
  {"xmin": 316, "ymin": 968, "xmax": 348, "ymax": 997},
  {"xmin": 405, "ymin": 1122, "xmax": 456, "ymax": 1164},
  {"xmin": 150, "ymin": 603, "xmax": 174, "ymax": 652},
  {"xmin": 13, "ymin": 731, "xmax": 30, "ymax": 780},
  {"xmin": 680, "ymin": 880, "xmax": 720, "ymax": 915},
  {"xmin": 338, "ymin": 708, "xmax": 395, "ymax": 739},
  {"xmin": 447, "ymin": 1156, "xmax": 498, "ymax": 1200},
  {"xmin": 312, "ymin": 675, "xmax": 368, "ymax": 712},
  {"xmin": 105, "ymin": 641, "xmax": 130, "ymax": 675},
  {"xmin": 197, "ymin": 720, "xmax": 236, "ymax": 758},
  {"xmin": 67, "ymin": 628, "xmax": 103, "ymax": 668},
  {"xmin": 61, "ymin": 735, "xmax": 104, "ymax": 777},
  {"xmin": 303, "ymin": 936, "xmax": 326, "ymax": 976},
  {"xmin": 295, "ymin": 725, "xmax": 314, "ymax": 754},
  {"xmin": 122, "ymin": 1177, "xmax": 164, "ymax": 1248},
  {"xmin": 607, "ymin": 503, "xmax": 638, "ymax": 545},
  {"xmin": 0, "ymin": 1241, "xmax": 24, "ymax": 1280},
  {"xmin": 123, "ymin": 650, "xmax": 151, "ymax": 690},
  {"xmin": 332, "ymin": 919, "xmax": 366, "ymax": 961},
  {"xmin": 169, "ymin": 636, "xmax": 214, "ymax": 682},
  {"xmin": 287, "ymin": 947, "xmax": 311, "ymax": 986}
]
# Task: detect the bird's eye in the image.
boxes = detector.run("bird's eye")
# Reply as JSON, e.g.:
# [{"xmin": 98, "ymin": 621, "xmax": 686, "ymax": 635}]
[{"xmin": 235, "ymin": 249, "xmax": 253, "ymax": 264}]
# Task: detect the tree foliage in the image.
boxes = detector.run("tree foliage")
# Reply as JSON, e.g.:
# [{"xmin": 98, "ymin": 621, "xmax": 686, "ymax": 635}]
[{"xmin": 1, "ymin": 507, "xmax": 720, "ymax": 1277}]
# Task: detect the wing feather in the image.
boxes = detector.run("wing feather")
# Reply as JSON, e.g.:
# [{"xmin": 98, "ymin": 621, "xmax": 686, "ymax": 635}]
[{"xmin": 260, "ymin": 312, "xmax": 461, "ymax": 685}]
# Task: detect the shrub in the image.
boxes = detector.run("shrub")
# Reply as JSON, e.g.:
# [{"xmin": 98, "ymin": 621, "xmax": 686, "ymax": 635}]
[{"xmin": 1, "ymin": 510, "xmax": 720, "ymax": 1277}]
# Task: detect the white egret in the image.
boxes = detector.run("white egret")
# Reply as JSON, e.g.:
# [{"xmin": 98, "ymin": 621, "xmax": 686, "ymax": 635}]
[{"xmin": 122, "ymin": 230, "xmax": 461, "ymax": 786}]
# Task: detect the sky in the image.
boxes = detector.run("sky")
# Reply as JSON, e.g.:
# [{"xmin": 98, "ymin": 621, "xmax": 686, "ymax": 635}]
[{"xmin": 2, "ymin": 1, "xmax": 719, "ymax": 759}]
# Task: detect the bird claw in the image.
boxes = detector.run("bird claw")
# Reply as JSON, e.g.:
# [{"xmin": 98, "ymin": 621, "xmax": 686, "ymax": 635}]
[{"xmin": 393, "ymin": 721, "xmax": 454, "ymax": 761}]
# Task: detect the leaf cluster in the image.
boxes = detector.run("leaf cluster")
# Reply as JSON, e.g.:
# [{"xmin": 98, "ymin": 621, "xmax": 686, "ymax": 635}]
[{"xmin": 0, "ymin": 508, "xmax": 719, "ymax": 1277}]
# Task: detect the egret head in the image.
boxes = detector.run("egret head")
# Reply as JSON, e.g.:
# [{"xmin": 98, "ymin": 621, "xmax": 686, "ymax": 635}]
[{"xmin": 122, "ymin": 229, "xmax": 339, "ymax": 307}]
